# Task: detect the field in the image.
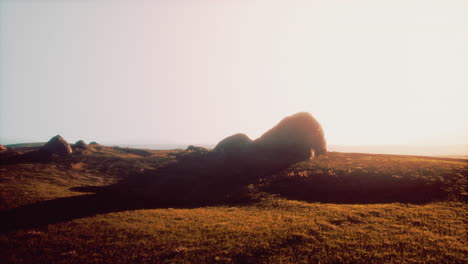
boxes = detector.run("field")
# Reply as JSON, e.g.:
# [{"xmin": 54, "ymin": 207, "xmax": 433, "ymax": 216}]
[{"xmin": 0, "ymin": 145, "xmax": 467, "ymax": 263}]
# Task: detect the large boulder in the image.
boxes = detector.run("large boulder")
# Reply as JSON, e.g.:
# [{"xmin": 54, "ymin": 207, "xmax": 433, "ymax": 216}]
[
  {"xmin": 0, "ymin": 145, "xmax": 7, "ymax": 152},
  {"xmin": 40, "ymin": 135, "xmax": 72, "ymax": 156},
  {"xmin": 213, "ymin": 112, "xmax": 326, "ymax": 167},
  {"xmin": 253, "ymin": 112, "xmax": 326, "ymax": 162},
  {"xmin": 213, "ymin": 133, "xmax": 253, "ymax": 158}
]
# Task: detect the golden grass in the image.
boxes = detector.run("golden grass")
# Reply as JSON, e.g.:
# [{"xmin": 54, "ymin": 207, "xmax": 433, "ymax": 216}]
[
  {"xmin": 2, "ymin": 198, "xmax": 466, "ymax": 263},
  {"xmin": 0, "ymin": 163, "xmax": 116, "ymax": 210},
  {"xmin": 0, "ymin": 150, "xmax": 466, "ymax": 263}
]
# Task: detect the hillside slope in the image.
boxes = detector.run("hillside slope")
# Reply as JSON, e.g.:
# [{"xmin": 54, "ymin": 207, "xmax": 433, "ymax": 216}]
[{"xmin": 0, "ymin": 147, "xmax": 466, "ymax": 263}]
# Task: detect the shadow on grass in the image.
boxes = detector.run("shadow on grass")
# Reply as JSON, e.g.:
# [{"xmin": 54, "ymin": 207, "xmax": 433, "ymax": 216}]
[
  {"xmin": 0, "ymin": 191, "xmax": 250, "ymax": 234},
  {"xmin": 260, "ymin": 163, "xmax": 466, "ymax": 204},
  {"xmin": 0, "ymin": 152, "xmax": 276, "ymax": 234},
  {"xmin": 1, "ymin": 151, "xmax": 463, "ymax": 234}
]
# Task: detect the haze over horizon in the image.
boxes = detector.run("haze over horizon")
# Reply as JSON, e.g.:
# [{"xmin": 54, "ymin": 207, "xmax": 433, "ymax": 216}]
[{"xmin": 1, "ymin": 1, "xmax": 467, "ymax": 149}]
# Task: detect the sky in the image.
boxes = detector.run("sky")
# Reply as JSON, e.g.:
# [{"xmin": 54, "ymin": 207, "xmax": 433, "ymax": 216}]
[{"xmin": 1, "ymin": 0, "xmax": 467, "ymax": 147}]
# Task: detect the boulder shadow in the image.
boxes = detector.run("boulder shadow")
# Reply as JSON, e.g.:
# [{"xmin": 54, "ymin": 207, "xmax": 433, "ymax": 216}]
[
  {"xmin": 0, "ymin": 151, "xmax": 278, "ymax": 234},
  {"xmin": 0, "ymin": 190, "xmax": 245, "ymax": 234},
  {"xmin": 258, "ymin": 169, "xmax": 464, "ymax": 204}
]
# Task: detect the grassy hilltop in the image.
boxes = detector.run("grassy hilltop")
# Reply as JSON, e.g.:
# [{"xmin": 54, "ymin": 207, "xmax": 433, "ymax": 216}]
[{"xmin": 0, "ymin": 145, "xmax": 466, "ymax": 264}]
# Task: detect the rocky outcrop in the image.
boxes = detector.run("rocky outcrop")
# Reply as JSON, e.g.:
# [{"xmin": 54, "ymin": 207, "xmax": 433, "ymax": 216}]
[
  {"xmin": 186, "ymin": 145, "xmax": 209, "ymax": 154},
  {"xmin": 73, "ymin": 140, "xmax": 87, "ymax": 150},
  {"xmin": 253, "ymin": 112, "xmax": 326, "ymax": 162},
  {"xmin": 0, "ymin": 145, "xmax": 7, "ymax": 152},
  {"xmin": 213, "ymin": 133, "xmax": 253, "ymax": 158},
  {"xmin": 40, "ymin": 135, "xmax": 72, "ymax": 156},
  {"xmin": 213, "ymin": 112, "xmax": 326, "ymax": 166},
  {"xmin": 173, "ymin": 145, "xmax": 210, "ymax": 162}
]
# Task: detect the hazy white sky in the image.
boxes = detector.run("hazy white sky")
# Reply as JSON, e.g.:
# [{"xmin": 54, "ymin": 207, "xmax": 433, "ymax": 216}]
[{"xmin": 1, "ymin": 0, "xmax": 467, "ymax": 146}]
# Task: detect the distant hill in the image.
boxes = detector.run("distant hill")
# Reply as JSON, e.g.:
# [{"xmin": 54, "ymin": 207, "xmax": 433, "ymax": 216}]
[
  {"xmin": 106, "ymin": 143, "xmax": 215, "ymax": 150},
  {"xmin": 6, "ymin": 142, "xmax": 46, "ymax": 148},
  {"xmin": 4, "ymin": 142, "xmax": 194, "ymax": 151},
  {"xmin": 328, "ymin": 144, "xmax": 468, "ymax": 157},
  {"xmin": 4, "ymin": 141, "xmax": 468, "ymax": 157},
  {"xmin": 118, "ymin": 143, "xmax": 468, "ymax": 157}
]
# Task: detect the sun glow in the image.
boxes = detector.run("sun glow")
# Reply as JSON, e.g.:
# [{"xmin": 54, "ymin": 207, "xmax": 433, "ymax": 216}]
[{"xmin": 0, "ymin": 0, "xmax": 466, "ymax": 148}]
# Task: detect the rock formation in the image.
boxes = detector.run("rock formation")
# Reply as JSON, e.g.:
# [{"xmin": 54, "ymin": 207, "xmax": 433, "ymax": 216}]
[
  {"xmin": 73, "ymin": 140, "xmax": 88, "ymax": 150},
  {"xmin": 40, "ymin": 135, "xmax": 72, "ymax": 156},
  {"xmin": 253, "ymin": 112, "xmax": 326, "ymax": 162},
  {"xmin": 186, "ymin": 145, "xmax": 209, "ymax": 154},
  {"xmin": 174, "ymin": 145, "xmax": 210, "ymax": 161},
  {"xmin": 0, "ymin": 145, "xmax": 7, "ymax": 152},
  {"xmin": 213, "ymin": 112, "xmax": 326, "ymax": 166},
  {"xmin": 213, "ymin": 133, "xmax": 253, "ymax": 158}
]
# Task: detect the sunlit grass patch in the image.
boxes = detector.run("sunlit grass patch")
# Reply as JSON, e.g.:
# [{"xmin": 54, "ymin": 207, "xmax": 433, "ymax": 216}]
[{"xmin": 2, "ymin": 201, "xmax": 465, "ymax": 263}]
